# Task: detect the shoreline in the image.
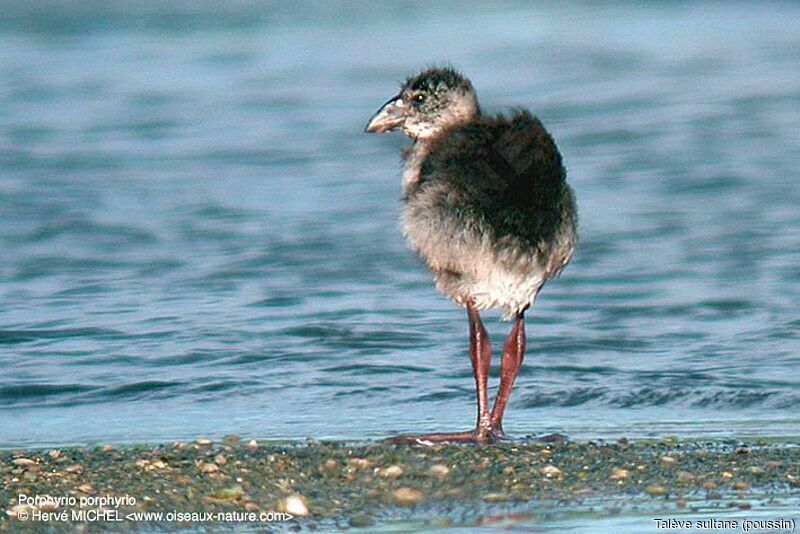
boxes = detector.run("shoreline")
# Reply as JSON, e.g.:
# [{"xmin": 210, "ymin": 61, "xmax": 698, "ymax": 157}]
[{"xmin": 3, "ymin": 436, "xmax": 799, "ymax": 531}]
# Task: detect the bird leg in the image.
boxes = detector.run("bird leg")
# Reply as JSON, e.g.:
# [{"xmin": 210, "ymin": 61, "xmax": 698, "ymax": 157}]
[
  {"xmin": 467, "ymin": 302, "xmax": 493, "ymax": 440},
  {"xmin": 385, "ymin": 302, "xmax": 496, "ymax": 444},
  {"xmin": 490, "ymin": 310, "xmax": 526, "ymax": 438}
]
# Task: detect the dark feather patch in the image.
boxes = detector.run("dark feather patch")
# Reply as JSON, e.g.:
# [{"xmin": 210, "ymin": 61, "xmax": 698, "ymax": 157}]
[
  {"xmin": 410, "ymin": 110, "xmax": 576, "ymax": 268},
  {"xmin": 402, "ymin": 66, "xmax": 473, "ymax": 94}
]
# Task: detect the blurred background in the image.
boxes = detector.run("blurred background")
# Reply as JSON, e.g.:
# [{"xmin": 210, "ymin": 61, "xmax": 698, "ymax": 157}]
[{"xmin": 1, "ymin": 1, "xmax": 798, "ymax": 448}]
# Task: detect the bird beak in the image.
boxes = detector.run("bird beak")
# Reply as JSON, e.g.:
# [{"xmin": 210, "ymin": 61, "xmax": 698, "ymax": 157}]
[{"xmin": 364, "ymin": 95, "xmax": 406, "ymax": 133}]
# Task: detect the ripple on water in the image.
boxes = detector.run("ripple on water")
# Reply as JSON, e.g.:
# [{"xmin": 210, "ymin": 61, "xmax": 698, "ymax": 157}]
[
  {"xmin": 0, "ymin": 328, "xmax": 124, "ymax": 344},
  {"xmin": 1, "ymin": 1, "xmax": 799, "ymax": 445}
]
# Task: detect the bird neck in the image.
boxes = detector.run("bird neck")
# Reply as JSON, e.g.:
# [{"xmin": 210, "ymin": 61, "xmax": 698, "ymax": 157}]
[
  {"xmin": 401, "ymin": 100, "xmax": 480, "ymax": 197},
  {"xmin": 402, "ymin": 138, "xmax": 434, "ymax": 197},
  {"xmin": 433, "ymin": 98, "xmax": 480, "ymax": 136}
]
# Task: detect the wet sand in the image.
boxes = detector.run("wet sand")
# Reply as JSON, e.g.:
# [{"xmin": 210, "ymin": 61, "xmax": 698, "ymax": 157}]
[{"xmin": 2, "ymin": 436, "xmax": 799, "ymax": 531}]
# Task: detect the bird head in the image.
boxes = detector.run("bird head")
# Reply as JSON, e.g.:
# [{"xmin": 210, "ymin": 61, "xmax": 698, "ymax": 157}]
[{"xmin": 365, "ymin": 67, "xmax": 479, "ymax": 141}]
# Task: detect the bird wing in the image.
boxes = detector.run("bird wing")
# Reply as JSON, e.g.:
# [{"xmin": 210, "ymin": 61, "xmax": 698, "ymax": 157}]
[{"xmin": 417, "ymin": 110, "xmax": 575, "ymax": 275}]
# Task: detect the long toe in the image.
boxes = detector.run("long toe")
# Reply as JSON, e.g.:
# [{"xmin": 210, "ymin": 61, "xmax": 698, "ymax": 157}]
[{"xmin": 384, "ymin": 429, "xmax": 499, "ymax": 445}]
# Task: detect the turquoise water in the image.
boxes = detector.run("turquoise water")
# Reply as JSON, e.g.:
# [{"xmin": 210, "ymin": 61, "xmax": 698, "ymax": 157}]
[{"xmin": 1, "ymin": 2, "xmax": 800, "ymax": 449}]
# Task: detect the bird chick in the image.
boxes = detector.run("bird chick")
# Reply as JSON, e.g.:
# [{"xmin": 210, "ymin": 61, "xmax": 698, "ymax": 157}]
[{"xmin": 365, "ymin": 66, "xmax": 577, "ymax": 444}]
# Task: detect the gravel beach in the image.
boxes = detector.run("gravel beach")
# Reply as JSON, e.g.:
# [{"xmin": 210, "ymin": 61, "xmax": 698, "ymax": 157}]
[{"xmin": 2, "ymin": 437, "xmax": 798, "ymax": 532}]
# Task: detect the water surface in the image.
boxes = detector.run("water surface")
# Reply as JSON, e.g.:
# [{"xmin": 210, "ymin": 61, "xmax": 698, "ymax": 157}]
[{"xmin": 1, "ymin": 1, "xmax": 799, "ymax": 448}]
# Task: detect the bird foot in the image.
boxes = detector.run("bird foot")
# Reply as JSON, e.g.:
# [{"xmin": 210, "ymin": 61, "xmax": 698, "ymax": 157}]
[{"xmin": 384, "ymin": 428, "xmax": 502, "ymax": 445}]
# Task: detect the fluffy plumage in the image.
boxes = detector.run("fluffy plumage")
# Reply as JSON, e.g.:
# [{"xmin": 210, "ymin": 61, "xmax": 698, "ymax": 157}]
[
  {"xmin": 365, "ymin": 66, "xmax": 578, "ymax": 443},
  {"xmin": 403, "ymin": 110, "xmax": 576, "ymax": 317},
  {"xmin": 367, "ymin": 67, "xmax": 577, "ymax": 318}
]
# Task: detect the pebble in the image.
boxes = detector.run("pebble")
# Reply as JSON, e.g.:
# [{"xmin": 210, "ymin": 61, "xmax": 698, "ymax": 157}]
[
  {"xmin": 660, "ymin": 456, "xmax": 677, "ymax": 465},
  {"xmin": 378, "ymin": 465, "xmax": 403, "ymax": 478},
  {"xmin": 98, "ymin": 444, "xmax": 114, "ymax": 452},
  {"xmin": 322, "ymin": 459, "xmax": 337, "ymax": 470},
  {"xmin": 348, "ymin": 458, "xmax": 371, "ymax": 469},
  {"xmin": 703, "ymin": 481, "xmax": 718, "ymax": 490},
  {"xmin": 677, "ymin": 471, "xmax": 695, "ymax": 482},
  {"xmin": 644, "ymin": 485, "xmax": 667, "ymax": 496},
  {"xmin": 201, "ymin": 462, "xmax": 219, "ymax": 474},
  {"xmin": 482, "ymin": 493, "xmax": 509, "ymax": 502},
  {"xmin": 12, "ymin": 458, "xmax": 36, "ymax": 467},
  {"xmin": 64, "ymin": 464, "xmax": 84, "ymax": 474},
  {"xmin": 540, "ymin": 465, "xmax": 562, "ymax": 478},
  {"xmin": 429, "ymin": 464, "xmax": 450, "ymax": 477},
  {"xmin": 214, "ymin": 454, "xmax": 227, "ymax": 465},
  {"xmin": 39, "ymin": 500, "xmax": 58, "ymax": 512},
  {"xmin": 76, "ymin": 484, "xmax": 94, "ymax": 494},
  {"xmin": 136, "ymin": 459, "xmax": 168, "ymax": 471},
  {"xmin": 244, "ymin": 501, "xmax": 260, "ymax": 512},
  {"xmin": 393, "ymin": 487, "xmax": 423, "ymax": 506},
  {"xmin": 47, "ymin": 450, "xmax": 61, "ymax": 459},
  {"xmin": 246, "ymin": 439, "xmax": 259, "ymax": 450},
  {"xmin": 195, "ymin": 438, "xmax": 212, "ymax": 446},
  {"xmin": 721, "ymin": 471, "xmax": 734, "ymax": 478},
  {"xmin": 223, "ymin": 434, "xmax": 241, "ymax": 444},
  {"xmin": 609, "ymin": 468, "xmax": 629, "ymax": 480},
  {"xmin": 748, "ymin": 466, "xmax": 765, "ymax": 475},
  {"xmin": 208, "ymin": 485, "xmax": 244, "ymax": 501},
  {"xmin": 283, "ymin": 494, "xmax": 309, "ymax": 517},
  {"xmin": 733, "ymin": 481, "xmax": 749, "ymax": 490}
]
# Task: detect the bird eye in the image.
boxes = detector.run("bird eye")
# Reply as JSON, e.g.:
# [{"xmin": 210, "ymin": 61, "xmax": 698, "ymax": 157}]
[{"xmin": 414, "ymin": 94, "xmax": 425, "ymax": 103}]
